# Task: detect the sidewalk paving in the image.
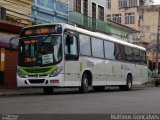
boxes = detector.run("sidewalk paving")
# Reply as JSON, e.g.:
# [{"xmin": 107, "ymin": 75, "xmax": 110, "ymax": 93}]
[{"xmin": 0, "ymin": 88, "xmax": 43, "ymax": 96}]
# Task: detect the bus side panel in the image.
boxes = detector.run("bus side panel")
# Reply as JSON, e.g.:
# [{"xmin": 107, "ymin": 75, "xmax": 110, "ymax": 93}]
[
  {"xmin": 85, "ymin": 57, "xmax": 106, "ymax": 86},
  {"xmin": 132, "ymin": 64, "xmax": 148, "ymax": 85},
  {"xmin": 64, "ymin": 60, "xmax": 81, "ymax": 87},
  {"xmin": 106, "ymin": 61, "xmax": 126, "ymax": 85}
]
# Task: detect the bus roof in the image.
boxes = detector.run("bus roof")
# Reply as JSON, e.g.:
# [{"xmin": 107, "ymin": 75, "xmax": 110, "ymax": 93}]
[
  {"xmin": 22, "ymin": 23, "xmax": 146, "ymax": 51},
  {"xmin": 64, "ymin": 24, "xmax": 146, "ymax": 51}
]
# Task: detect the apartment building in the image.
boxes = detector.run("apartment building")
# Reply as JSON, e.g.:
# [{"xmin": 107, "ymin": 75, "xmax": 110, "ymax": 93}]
[{"xmin": 106, "ymin": 0, "xmax": 159, "ymax": 45}]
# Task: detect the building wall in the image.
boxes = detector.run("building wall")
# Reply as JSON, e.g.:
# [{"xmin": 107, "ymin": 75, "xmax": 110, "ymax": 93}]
[
  {"xmin": 0, "ymin": 0, "xmax": 32, "ymax": 25},
  {"xmin": 107, "ymin": 21, "xmax": 135, "ymax": 43},
  {"xmin": 107, "ymin": 0, "xmax": 140, "ymax": 30},
  {"xmin": 32, "ymin": 0, "xmax": 68, "ymax": 24},
  {"xmin": 139, "ymin": 10, "xmax": 158, "ymax": 44},
  {"xmin": 0, "ymin": 0, "xmax": 27, "ymax": 88},
  {"xmin": 106, "ymin": 0, "xmax": 160, "ymax": 46}
]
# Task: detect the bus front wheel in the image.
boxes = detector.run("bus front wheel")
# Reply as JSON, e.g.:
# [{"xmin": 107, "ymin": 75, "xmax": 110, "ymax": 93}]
[
  {"xmin": 79, "ymin": 73, "xmax": 89, "ymax": 93},
  {"xmin": 43, "ymin": 87, "xmax": 54, "ymax": 94}
]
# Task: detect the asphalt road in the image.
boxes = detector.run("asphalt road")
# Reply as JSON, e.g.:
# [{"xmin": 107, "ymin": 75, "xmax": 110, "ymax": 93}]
[{"xmin": 0, "ymin": 86, "xmax": 160, "ymax": 114}]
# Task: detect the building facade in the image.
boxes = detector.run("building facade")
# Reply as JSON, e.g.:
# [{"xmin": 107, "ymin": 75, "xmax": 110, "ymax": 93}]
[
  {"xmin": 32, "ymin": 0, "xmax": 68, "ymax": 24},
  {"xmin": 69, "ymin": 0, "xmax": 139, "ymax": 43},
  {"xmin": 0, "ymin": 0, "xmax": 32, "ymax": 25},
  {"xmin": 106, "ymin": 0, "xmax": 158, "ymax": 45},
  {"xmin": 0, "ymin": 0, "xmax": 32, "ymax": 88},
  {"xmin": 106, "ymin": 0, "xmax": 160, "ymax": 71}
]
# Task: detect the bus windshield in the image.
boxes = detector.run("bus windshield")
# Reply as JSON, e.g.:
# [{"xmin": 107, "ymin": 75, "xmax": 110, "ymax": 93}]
[{"xmin": 18, "ymin": 35, "xmax": 62, "ymax": 67}]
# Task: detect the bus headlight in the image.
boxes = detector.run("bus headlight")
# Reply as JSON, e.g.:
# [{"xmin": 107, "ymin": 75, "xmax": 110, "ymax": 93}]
[
  {"xmin": 17, "ymin": 70, "xmax": 26, "ymax": 78},
  {"xmin": 49, "ymin": 67, "xmax": 63, "ymax": 77}
]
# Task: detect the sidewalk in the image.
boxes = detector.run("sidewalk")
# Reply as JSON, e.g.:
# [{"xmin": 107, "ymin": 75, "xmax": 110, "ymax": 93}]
[{"xmin": 0, "ymin": 88, "xmax": 43, "ymax": 96}]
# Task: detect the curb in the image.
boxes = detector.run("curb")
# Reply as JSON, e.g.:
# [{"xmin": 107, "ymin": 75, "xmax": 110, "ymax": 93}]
[{"xmin": 0, "ymin": 88, "xmax": 43, "ymax": 96}]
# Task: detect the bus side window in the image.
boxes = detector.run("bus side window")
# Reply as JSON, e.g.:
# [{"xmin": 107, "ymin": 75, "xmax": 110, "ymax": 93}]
[{"xmin": 65, "ymin": 34, "xmax": 79, "ymax": 60}]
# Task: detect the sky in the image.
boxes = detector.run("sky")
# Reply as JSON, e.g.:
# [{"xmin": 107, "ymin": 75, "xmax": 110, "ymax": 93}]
[{"xmin": 154, "ymin": 0, "xmax": 160, "ymax": 5}]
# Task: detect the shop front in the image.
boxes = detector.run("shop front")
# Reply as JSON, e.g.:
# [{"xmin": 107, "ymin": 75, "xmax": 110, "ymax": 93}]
[{"xmin": 0, "ymin": 21, "xmax": 22, "ymax": 88}]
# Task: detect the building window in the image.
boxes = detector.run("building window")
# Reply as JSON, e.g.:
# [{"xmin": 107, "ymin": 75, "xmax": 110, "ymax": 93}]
[
  {"xmin": 107, "ymin": 0, "xmax": 111, "ymax": 9},
  {"xmin": 83, "ymin": 0, "xmax": 88, "ymax": 16},
  {"xmin": 119, "ymin": 0, "xmax": 127, "ymax": 8},
  {"xmin": 119, "ymin": 0, "xmax": 138, "ymax": 8},
  {"xmin": 98, "ymin": 5, "xmax": 104, "ymax": 21},
  {"xmin": 125, "ymin": 13, "xmax": 135, "ymax": 24},
  {"xmin": 107, "ymin": 14, "xmax": 111, "ymax": 20},
  {"xmin": 92, "ymin": 2, "xmax": 96, "ymax": 19},
  {"xmin": 129, "ymin": 0, "xmax": 138, "ymax": 7},
  {"xmin": 112, "ymin": 14, "xmax": 121, "ymax": 23},
  {"xmin": 75, "ymin": 0, "xmax": 81, "ymax": 13},
  {"xmin": 139, "ymin": 14, "xmax": 143, "ymax": 20}
]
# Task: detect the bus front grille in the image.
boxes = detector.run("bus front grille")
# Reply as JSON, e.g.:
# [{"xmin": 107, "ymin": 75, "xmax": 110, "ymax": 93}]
[{"xmin": 29, "ymin": 79, "xmax": 45, "ymax": 84}]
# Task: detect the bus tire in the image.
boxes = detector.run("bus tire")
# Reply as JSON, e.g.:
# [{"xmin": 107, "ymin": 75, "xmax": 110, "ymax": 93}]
[
  {"xmin": 43, "ymin": 87, "xmax": 54, "ymax": 94},
  {"xmin": 119, "ymin": 75, "xmax": 132, "ymax": 91},
  {"xmin": 93, "ymin": 86, "xmax": 105, "ymax": 92},
  {"xmin": 155, "ymin": 81, "xmax": 159, "ymax": 87},
  {"xmin": 79, "ymin": 73, "xmax": 89, "ymax": 93}
]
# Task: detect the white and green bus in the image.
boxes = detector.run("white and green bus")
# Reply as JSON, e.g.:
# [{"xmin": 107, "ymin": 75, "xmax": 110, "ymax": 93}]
[{"xmin": 17, "ymin": 23, "xmax": 148, "ymax": 94}]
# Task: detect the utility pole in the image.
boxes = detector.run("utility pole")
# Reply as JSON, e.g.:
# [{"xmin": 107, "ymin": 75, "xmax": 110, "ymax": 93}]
[{"xmin": 156, "ymin": 11, "xmax": 160, "ymax": 76}]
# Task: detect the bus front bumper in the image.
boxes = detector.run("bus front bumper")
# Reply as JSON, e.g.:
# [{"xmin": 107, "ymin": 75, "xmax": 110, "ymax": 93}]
[{"xmin": 17, "ymin": 74, "xmax": 64, "ymax": 87}]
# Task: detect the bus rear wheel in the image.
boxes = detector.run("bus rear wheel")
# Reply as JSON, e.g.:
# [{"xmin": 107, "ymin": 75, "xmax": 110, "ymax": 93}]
[
  {"xmin": 155, "ymin": 81, "xmax": 159, "ymax": 87},
  {"xmin": 119, "ymin": 75, "xmax": 132, "ymax": 91},
  {"xmin": 79, "ymin": 73, "xmax": 89, "ymax": 93},
  {"xmin": 43, "ymin": 87, "xmax": 54, "ymax": 94}
]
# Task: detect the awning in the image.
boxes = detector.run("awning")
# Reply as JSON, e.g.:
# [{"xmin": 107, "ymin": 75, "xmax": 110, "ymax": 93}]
[{"xmin": 0, "ymin": 20, "xmax": 23, "ymax": 34}]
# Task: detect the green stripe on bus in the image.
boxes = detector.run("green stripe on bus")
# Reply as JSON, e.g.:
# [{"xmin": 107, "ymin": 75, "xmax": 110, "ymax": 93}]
[
  {"xmin": 80, "ymin": 63, "xmax": 83, "ymax": 72},
  {"xmin": 19, "ymin": 66, "xmax": 57, "ymax": 76}
]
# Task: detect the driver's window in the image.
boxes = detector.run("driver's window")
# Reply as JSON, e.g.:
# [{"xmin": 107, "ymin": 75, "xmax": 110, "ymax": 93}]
[{"xmin": 65, "ymin": 34, "xmax": 78, "ymax": 56}]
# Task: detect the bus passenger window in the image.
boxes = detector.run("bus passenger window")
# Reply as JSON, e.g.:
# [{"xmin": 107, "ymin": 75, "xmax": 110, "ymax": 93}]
[
  {"xmin": 65, "ymin": 34, "xmax": 78, "ymax": 60},
  {"xmin": 114, "ymin": 44, "xmax": 125, "ymax": 61}
]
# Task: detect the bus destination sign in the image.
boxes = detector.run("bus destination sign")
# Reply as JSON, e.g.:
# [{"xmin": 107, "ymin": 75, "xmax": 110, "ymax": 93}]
[{"xmin": 21, "ymin": 25, "xmax": 62, "ymax": 37}]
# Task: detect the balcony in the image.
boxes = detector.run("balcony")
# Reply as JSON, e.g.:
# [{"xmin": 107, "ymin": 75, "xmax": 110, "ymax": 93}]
[{"xmin": 69, "ymin": 11, "xmax": 111, "ymax": 34}]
